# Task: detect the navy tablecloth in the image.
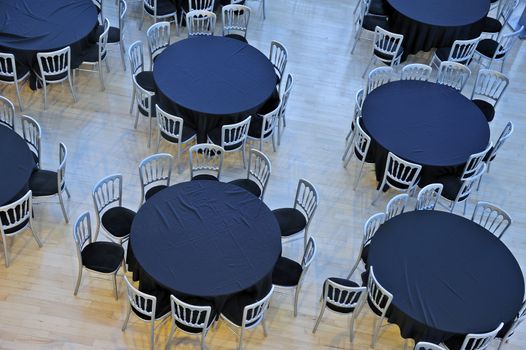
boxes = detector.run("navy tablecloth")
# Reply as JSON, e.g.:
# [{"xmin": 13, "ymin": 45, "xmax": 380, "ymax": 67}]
[
  {"xmin": 367, "ymin": 210, "xmax": 524, "ymax": 343},
  {"xmin": 128, "ymin": 181, "xmax": 281, "ymax": 313},
  {"xmin": 153, "ymin": 36, "xmax": 277, "ymax": 142},
  {"xmin": 385, "ymin": 0, "xmax": 490, "ymax": 56},
  {"xmin": 0, "ymin": 126, "xmax": 35, "ymax": 206},
  {"xmin": 361, "ymin": 80, "xmax": 490, "ymax": 185}
]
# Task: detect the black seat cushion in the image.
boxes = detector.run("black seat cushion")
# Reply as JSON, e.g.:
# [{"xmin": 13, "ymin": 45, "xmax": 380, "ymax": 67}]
[
  {"xmin": 363, "ymin": 15, "xmax": 388, "ymax": 32},
  {"xmin": 108, "ymin": 26, "xmax": 120, "ymax": 43},
  {"xmin": 272, "ymin": 256, "xmax": 303, "ymax": 287},
  {"xmin": 35, "ymin": 69, "xmax": 68, "ymax": 83},
  {"xmin": 221, "ymin": 291, "xmax": 264, "ymax": 327},
  {"xmin": 81, "ymin": 241, "xmax": 124, "ymax": 273},
  {"xmin": 443, "ymin": 334, "xmax": 466, "ymax": 350},
  {"xmin": 160, "ymin": 125, "xmax": 196, "ymax": 144},
  {"xmin": 29, "ymin": 169, "xmax": 60, "ymax": 196},
  {"xmin": 175, "ymin": 305, "xmax": 217, "ymax": 333},
  {"xmin": 374, "ymin": 45, "xmax": 403, "ymax": 62},
  {"xmin": 144, "ymin": 185, "xmax": 167, "ymax": 201},
  {"xmin": 435, "ymin": 175, "xmax": 464, "ymax": 201},
  {"xmin": 368, "ymin": 0, "xmax": 386, "ymax": 16},
  {"xmin": 207, "ymin": 127, "xmax": 244, "ymax": 151},
  {"xmin": 482, "ymin": 16, "xmax": 502, "ymax": 33},
  {"xmin": 144, "ymin": 0, "xmax": 177, "ymax": 16},
  {"xmin": 323, "ymin": 278, "xmax": 360, "ymax": 313},
  {"xmin": 228, "ymin": 179, "xmax": 261, "ymax": 198},
  {"xmin": 272, "ymin": 208, "xmax": 307, "ymax": 237},
  {"xmin": 476, "ymin": 39, "xmax": 505, "ymax": 59},
  {"xmin": 138, "ymin": 94, "xmax": 159, "ymax": 117},
  {"xmin": 82, "ymin": 43, "xmax": 107, "ymax": 63},
  {"xmin": 192, "ymin": 174, "xmax": 219, "ymax": 181},
  {"xmin": 101, "ymin": 207, "xmax": 136, "ymax": 238},
  {"xmin": 225, "ymin": 34, "xmax": 248, "ymax": 43},
  {"xmin": 367, "ymin": 293, "xmax": 389, "ymax": 317},
  {"xmin": 135, "ymin": 71, "xmax": 156, "ymax": 92},
  {"xmin": 248, "ymin": 114, "xmax": 273, "ymax": 139},
  {"xmin": 0, "ymin": 60, "xmax": 30, "ymax": 82},
  {"xmin": 472, "ymin": 99, "xmax": 495, "ymax": 122},
  {"xmin": 132, "ymin": 294, "xmax": 171, "ymax": 320},
  {"xmin": 1, "ymin": 218, "xmax": 29, "ymax": 235}
]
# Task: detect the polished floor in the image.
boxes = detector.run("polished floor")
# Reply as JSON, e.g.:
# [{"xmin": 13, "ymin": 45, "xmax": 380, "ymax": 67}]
[{"xmin": 0, "ymin": 0, "xmax": 525, "ymax": 349}]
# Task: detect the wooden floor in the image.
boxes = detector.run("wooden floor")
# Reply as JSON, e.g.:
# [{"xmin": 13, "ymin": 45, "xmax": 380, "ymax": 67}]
[{"xmin": 0, "ymin": 0, "xmax": 525, "ymax": 349}]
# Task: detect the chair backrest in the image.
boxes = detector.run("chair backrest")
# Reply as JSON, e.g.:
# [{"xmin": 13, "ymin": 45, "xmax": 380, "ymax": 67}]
[
  {"xmin": 97, "ymin": 18, "xmax": 110, "ymax": 62},
  {"xmin": 300, "ymin": 237, "xmax": 317, "ymax": 281},
  {"xmin": 269, "ymin": 40, "xmax": 288, "ymax": 83},
  {"xmin": 147, "ymin": 21, "xmax": 171, "ymax": 64},
  {"xmin": 494, "ymin": 26, "xmax": 524, "ymax": 59},
  {"xmin": 58, "ymin": 143, "xmax": 68, "ymax": 193},
  {"xmin": 498, "ymin": 0, "xmax": 520, "ymax": 23},
  {"xmin": 119, "ymin": 0, "xmax": 128, "ymax": 35},
  {"xmin": 132, "ymin": 75, "xmax": 155, "ymax": 117},
  {"xmin": 353, "ymin": 117, "xmax": 371, "ymax": 161},
  {"xmin": 123, "ymin": 275, "xmax": 157, "ymax": 321},
  {"xmin": 128, "ymin": 40, "xmax": 145, "ymax": 76},
  {"xmin": 0, "ymin": 190, "xmax": 32, "ymax": 236},
  {"xmin": 459, "ymin": 322, "xmax": 503, "ymax": 350},
  {"xmin": 258, "ymin": 101, "xmax": 281, "ymax": 141},
  {"xmin": 354, "ymin": 88, "xmax": 365, "ymax": 121},
  {"xmin": 73, "ymin": 211, "xmax": 93, "ymax": 259},
  {"xmin": 156, "ymin": 105, "xmax": 187, "ymax": 145},
  {"xmin": 241, "ymin": 285, "xmax": 274, "ymax": 330},
  {"xmin": 293, "ymin": 179, "xmax": 319, "ymax": 228},
  {"xmin": 189, "ymin": 0, "xmax": 215, "ymax": 11},
  {"xmin": 500, "ymin": 301, "xmax": 526, "ymax": 346},
  {"xmin": 92, "ymin": 174, "xmax": 123, "ymax": 220},
  {"xmin": 455, "ymin": 163, "xmax": 486, "ymax": 204},
  {"xmin": 367, "ymin": 266, "xmax": 393, "ymax": 318},
  {"xmin": 486, "ymin": 121, "xmax": 513, "ymax": 162},
  {"xmin": 323, "ymin": 278, "xmax": 367, "ymax": 312},
  {"xmin": 19, "ymin": 114, "xmax": 42, "ymax": 166},
  {"xmin": 401, "ymin": 63, "xmax": 432, "ymax": 81},
  {"xmin": 0, "ymin": 52, "xmax": 20, "ymax": 81},
  {"xmin": 0, "ymin": 95, "xmax": 15, "ymax": 130},
  {"xmin": 372, "ymin": 26, "xmax": 404, "ymax": 63},
  {"xmin": 385, "ymin": 193, "xmax": 409, "ymax": 220},
  {"xmin": 169, "ymin": 295, "xmax": 212, "ymax": 333},
  {"xmin": 354, "ymin": 0, "xmax": 369, "ymax": 32},
  {"xmin": 461, "ymin": 143, "xmax": 492, "ymax": 180},
  {"xmin": 189, "ymin": 143, "xmax": 224, "ymax": 180},
  {"xmin": 222, "ymin": 4, "xmax": 250, "ymax": 38},
  {"xmin": 447, "ymin": 37, "xmax": 480, "ymax": 64},
  {"xmin": 366, "ymin": 66, "xmax": 393, "ymax": 95},
  {"xmin": 220, "ymin": 116, "xmax": 251, "ymax": 151},
  {"xmin": 383, "ymin": 152, "xmax": 422, "ymax": 191},
  {"xmin": 471, "ymin": 201, "xmax": 511, "ymax": 239},
  {"xmin": 278, "ymin": 73, "xmax": 293, "ymax": 118},
  {"xmin": 415, "ymin": 342, "xmax": 447, "ymax": 350},
  {"xmin": 187, "ymin": 10, "xmax": 216, "ymax": 37},
  {"xmin": 37, "ymin": 46, "xmax": 71, "ymax": 82},
  {"xmin": 363, "ymin": 212, "xmax": 385, "ymax": 246},
  {"xmin": 415, "ymin": 183, "xmax": 443, "ymax": 211},
  {"xmin": 139, "ymin": 153, "xmax": 173, "ymax": 202},
  {"xmin": 92, "ymin": 0, "xmax": 103, "ymax": 24},
  {"xmin": 436, "ymin": 61, "xmax": 471, "ymax": 92},
  {"xmin": 247, "ymin": 149, "xmax": 272, "ymax": 199},
  {"xmin": 471, "ymin": 69, "xmax": 509, "ymax": 108}
]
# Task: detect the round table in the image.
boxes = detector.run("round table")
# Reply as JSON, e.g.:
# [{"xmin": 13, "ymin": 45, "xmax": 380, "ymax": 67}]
[
  {"xmin": 130, "ymin": 180, "xmax": 281, "ymax": 312},
  {"xmin": 385, "ymin": 0, "xmax": 490, "ymax": 56},
  {"xmin": 0, "ymin": 0, "xmax": 98, "ymax": 88},
  {"xmin": 0, "ymin": 126, "xmax": 35, "ymax": 206},
  {"xmin": 367, "ymin": 210, "xmax": 524, "ymax": 343},
  {"xmin": 153, "ymin": 36, "xmax": 277, "ymax": 142},
  {"xmin": 361, "ymin": 80, "xmax": 490, "ymax": 185}
]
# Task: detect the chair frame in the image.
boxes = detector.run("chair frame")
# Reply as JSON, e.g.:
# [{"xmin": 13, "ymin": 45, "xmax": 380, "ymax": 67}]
[
  {"xmin": 207, "ymin": 116, "xmax": 251, "ymax": 168},
  {"xmin": 241, "ymin": 148, "xmax": 272, "ymax": 200},
  {"xmin": 362, "ymin": 26, "xmax": 404, "ymax": 78},
  {"xmin": 343, "ymin": 88, "xmax": 365, "ymax": 145},
  {"xmin": 138, "ymin": 153, "xmax": 173, "ymax": 206},
  {"xmin": 470, "ymin": 68, "xmax": 509, "ymax": 112},
  {"xmin": 415, "ymin": 184, "xmax": 443, "ymax": 211},
  {"xmin": 484, "ymin": 121, "xmax": 513, "ymax": 174},
  {"xmin": 351, "ymin": 0, "xmax": 387, "ymax": 54},
  {"xmin": 400, "ymin": 63, "xmax": 432, "ymax": 81},
  {"xmin": 269, "ymin": 41, "xmax": 288, "ymax": 90},
  {"xmin": 156, "ymin": 105, "xmax": 197, "ymax": 161},
  {"xmin": 277, "ymin": 73, "xmax": 293, "ymax": 145},
  {"xmin": 146, "ymin": 21, "xmax": 171, "ymax": 70},
  {"xmin": 436, "ymin": 61, "xmax": 471, "ymax": 92},
  {"xmin": 385, "ymin": 193, "xmax": 409, "ymax": 220},
  {"xmin": 247, "ymin": 101, "xmax": 281, "ymax": 152},
  {"xmin": 0, "ymin": 95, "xmax": 15, "ymax": 129},
  {"xmin": 222, "ymin": 4, "xmax": 251, "ymax": 39},
  {"xmin": 439, "ymin": 163, "xmax": 487, "ymax": 215},
  {"xmin": 444, "ymin": 322, "xmax": 503, "ymax": 350},
  {"xmin": 0, "ymin": 52, "xmax": 30, "ymax": 110},
  {"xmin": 108, "ymin": 0, "xmax": 128, "ymax": 70},
  {"xmin": 471, "ymin": 201, "xmax": 511, "ymax": 239},
  {"xmin": 186, "ymin": 10, "xmax": 217, "ymax": 37},
  {"xmin": 19, "ymin": 114, "xmax": 42, "ymax": 168},
  {"xmin": 475, "ymin": 26, "xmax": 524, "ymax": 72},
  {"xmin": 128, "ymin": 40, "xmax": 148, "ymax": 114},
  {"xmin": 179, "ymin": 0, "xmax": 215, "ymax": 33},
  {"xmin": 366, "ymin": 66, "xmax": 393, "ymax": 95},
  {"xmin": 189, "ymin": 143, "xmax": 224, "ymax": 180},
  {"xmin": 430, "ymin": 37, "xmax": 480, "ymax": 67},
  {"xmin": 139, "ymin": 0, "xmax": 178, "ymax": 31},
  {"xmin": 367, "ymin": 266, "xmax": 394, "ymax": 348},
  {"xmin": 497, "ymin": 301, "xmax": 526, "ymax": 350},
  {"xmin": 132, "ymin": 74, "xmax": 156, "ymax": 148},
  {"xmin": 92, "ymin": 174, "xmax": 128, "ymax": 244},
  {"xmin": 343, "ymin": 117, "xmax": 372, "ymax": 190},
  {"xmin": 79, "ymin": 17, "xmax": 110, "ymax": 91}
]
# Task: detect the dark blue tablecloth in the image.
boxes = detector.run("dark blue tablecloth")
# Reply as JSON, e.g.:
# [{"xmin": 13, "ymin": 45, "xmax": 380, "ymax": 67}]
[
  {"xmin": 362, "ymin": 80, "xmax": 490, "ymax": 185},
  {"xmin": 385, "ymin": 0, "xmax": 490, "ymax": 55},
  {"xmin": 0, "ymin": 126, "xmax": 35, "ymax": 206},
  {"xmin": 129, "ymin": 181, "xmax": 281, "ymax": 313},
  {"xmin": 367, "ymin": 210, "xmax": 524, "ymax": 343},
  {"xmin": 153, "ymin": 36, "xmax": 277, "ymax": 142}
]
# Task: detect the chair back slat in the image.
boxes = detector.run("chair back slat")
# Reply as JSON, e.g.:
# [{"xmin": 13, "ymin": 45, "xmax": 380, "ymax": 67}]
[
  {"xmin": 247, "ymin": 149, "xmax": 272, "ymax": 199},
  {"xmin": 147, "ymin": 22, "xmax": 171, "ymax": 63},
  {"xmin": 156, "ymin": 105, "xmax": 185, "ymax": 143},
  {"xmin": 170, "ymin": 295, "xmax": 212, "ymax": 332},
  {"xmin": 269, "ymin": 41, "xmax": 288, "ymax": 83},
  {"xmin": 278, "ymin": 74, "xmax": 293, "ymax": 118},
  {"xmin": 92, "ymin": 174, "xmax": 123, "ymax": 215},
  {"xmin": 496, "ymin": 26, "xmax": 523, "ymax": 58},
  {"xmin": 385, "ymin": 193, "xmax": 409, "ymax": 220},
  {"xmin": 448, "ymin": 37, "xmax": 479, "ymax": 63},
  {"xmin": 415, "ymin": 184, "xmax": 443, "ymax": 211},
  {"xmin": 139, "ymin": 153, "xmax": 173, "ymax": 201},
  {"xmin": 471, "ymin": 69, "xmax": 509, "ymax": 107},
  {"xmin": 366, "ymin": 66, "xmax": 393, "ymax": 95},
  {"xmin": 324, "ymin": 279, "xmax": 367, "ymax": 310},
  {"xmin": 37, "ymin": 46, "xmax": 71, "ymax": 78},
  {"xmin": 457, "ymin": 163, "xmax": 486, "ymax": 203},
  {"xmin": 189, "ymin": 0, "xmax": 215, "ymax": 11},
  {"xmin": 384, "ymin": 152, "xmax": 422, "ymax": 190},
  {"xmin": 461, "ymin": 143, "xmax": 492, "ymax": 180},
  {"xmin": 128, "ymin": 41, "xmax": 145, "ymax": 75},
  {"xmin": 0, "ymin": 52, "xmax": 18, "ymax": 80},
  {"xmin": 367, "ymin": 266, "xmax": 393, "ymax": 318},
  {"xmin": 373, "ymin": 26, "xmax": 403, "ymax": 61},
  {"xmin": 401, "ymin": 63, "xmax": 432, "ymax": 81},
  {"xmin": 222, "ymin": 4, "xmax": 250, "ymax": 38},
  {"xmin": 363, "ymin": 212, "xmax": 385, "ymax": 245},
  {"xmin": 0, "ymin": 190, "xmax": 32, "ymax": 233},
  {"xmin": 436, "ymin": 61, "xmax": 471, "ymax": 92},
  {"xmin": 471, "ymin": 201, "xmax": 511, "ymax": 239},
  {"xmin": 242, "ymin": 285, "xmax": 274, "ymax": 329},
  {"xmin": 73, "ymin": 211, "xmax": 93, "ymax": 254},
  {"xmin": 221, "ymin": 116, "xmax": 251, "ymax": 150},
  {"xmin": 19, "ymin": 114, "xmax": 42, "ymax": 166},
  {"xmin": 294, "ymin": 179, "xmax": 319, "ymax": 224},
  {"xmin": 353, "ymin": 118, "xmax": 371, "ymax": 162},
  {"xmin": 124, "ymin": 276, "xmax": 157, "ymax": 319},
  {"xmin": 187, "ymin": 10, "xmax": 216, "ymax": 36},
  {"xmin": 189, "ymin": 144, "xmax": 224, "ymax": 179},
  {"xmin": 0, "ymin": 96, "xmax": 15, "ymax": 129}
]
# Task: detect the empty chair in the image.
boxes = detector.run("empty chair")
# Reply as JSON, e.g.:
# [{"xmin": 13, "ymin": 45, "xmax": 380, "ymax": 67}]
[
  {"xmin": 29, "ymin": 143, "xmax": 71, "ymax": 223},
  {"xmin": 107, "ymin": 0, "xmax": 128, "ymax": 70},
  {"xmin": 179, "ymin": 0, "xmax": 215, "ymax": 30},
  {"xmin": 92, "ymin": 174, "xmax": 136, "ymax": 245},
  {"xmin": 189, "ymin": 143, "xmax": 224, "ymax": 180},
  {"xmin": 247, "ymin": 101, "xmax": 280, "ymax": 152},
  {"xmin": 122, "ymin": 276, "xmax": 171, "ymax": 350},
  {"xmin": 344, "ymin": 88, "xmax": 365, "ymax": 144},
  {"xmin": 219, "ymin": 285, "xmax": 274, "ymax": 350},
  {"xmin": 482, "ymin": 121, "xmax": 513, "ymax": 173},
  {"xmin": 276, "ymin": 73, "xmax": 293, "ymax": 145},
  {"xmin": 347, "ymin": 212, "xmax": 386, "ymax": 279},
  {"xmin": 146, "ymin": 21, "xmax": 171, "ymax": 69},
  {"xmin": 272, "ymin": 179, "xmax": 319, "ymax": 247},
  {"xmin": 132, "ymin": 74, "xmax": 157, "ymax": 147},
  {"xmin": 222, "ymin": 4, "xmax": 251, "ymax": 42},
  {"xmin": 138, "ymin": 153, "xmax": 173, "ymax": 205},
  {"xmin": 443, "ymin": 322, "xmax": 503, "ymax": 350},
  {"xmin": 0, "ymin": 52, "xmax": 30, "ymax": 110},
  {"xmin": 367, "ymin": 266, "xmax": 394, "ymax": 348},
  {"xmin": 470, "ymin": 69, "xmax": 509, "ymax": 122},
  {"xmin": 0, "ymin": 95, "xmax": 15, "ymax": 129},
  {"xmin": 312, "ymin": 277, "xmax": 367, "ymax": 343},
  {"xmin": 351, "ymin": 0, "xmax": 388, "ymax": 54},
  {"xmin": 401, "ymin": 63, "xmax": 432, "ymax": 81},
  {"xmin": 19, "ymin": 114, "xmax": 42, "ymax": 167},
  {"xmin": 496, "ymin": 302, "xmax": 526, "ymax": 350},
  {"xmin": 436, "ymin": 61, "xmax": 471, "ymax": 92},
  {"xmin": 269, "ymin": 40, "xmax": 288, "ymax": 89},
  {"xmin": 186, "ymin": 10, "xmax": 216, "ymax": 37},
  {"xmin": 415, "ymin": 342, "xmax": 447, "ymax": 350},
  {"xmin": 156, "ymin": 105, "xmax": 197, "ymax": 161},
  {"xmin": 128, "ymin": 41, "xmax": 155, "ymax": 114},
  {"xmin": 372, "ymin": 152, "xmax": 422, "ymax": 205},
  {"xmin": 474, "ymin": 26, "xmax": 524, "ymax": 72},
  {"xmin": 166, "ymin": 295, "xmax": 214, "ymax": 350},
  {"xmin": 482, "ymin": 0, "xmax": 520, "ymax": 35},
  {"xmin": 362, "ymin": 26, "xmax": 404, "ymax": 78},
  {"xmin": 72, "ymin": 211, "xmax": 124, "ymax": 300},
  {"xmin": 139, "ymin": 0, "xmax": 177, "ymax": 31},
  {"xmin": 35, "ymin": 46, "xmax": 76, "ymax": 109},
  {"xmin": 431, "ymin": 37, "xmax": 480, "ymax": 67},
  {"xmin": 80, "ymin": 17, "xmax": 110, "ymax": 90},
  {"xmin": 385, "ymin": 193, "xmax": 409, "ymax": 220},
  {"xmin": 415, "ymin": 184, "xmax": 443, "ymax": 211},
  {"xmin": 207, "ymin": 116, "xmax": 251, "ymax": 167},
  {"xmin": 366, "ymin": 66, "xmax": 393, "ymax": 95},
  {"xmin": 343, "ymin": 117, "xmax": 372, "ymax": 190},
  {"xmin": 0, "ymin": 190, "xmax": 42, "ymax": 267},
  {"xmin": 229, "ymin": 149, "xmax": 272, "ymax": 200},
  {"xmin": 471, "ymin": 201, "xmax": 511, "ymax": 239}
]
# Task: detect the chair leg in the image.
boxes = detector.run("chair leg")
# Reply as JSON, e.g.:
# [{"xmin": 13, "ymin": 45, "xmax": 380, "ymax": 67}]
[
  {"xmin": 343, "ymin": 145, "xmax": 354, "ymax": 168},
  {"xmin": 238, "ymin": 327, "xmax": 245, "ymax": 350},
  {"xmin": 58, "ymin": 193, "xmax": 69, "ymax": 223},
  {"xmin": 150, "ymin": 319, "xmax": 155, "ymax": 350},
  {"xmin": 112, "ymin": 273, "xmax": 118, "ymax": 300},
  {"xmin": 65, "ymin": 185, "xmax": 71, "ymax": 198},
  {"xmin": 165, "ymin": 321, "xmax": 176, "ymax": 350},
  {"xmin": 349, "ymin": 311, "xmax": 357, "ymax": 343},
  {"xmin": 134, "ymin": 109, "xmax": 139, "ymax": 129},
  {"xmin": 272, "ymin": 133, "xmax": 277, "ymax": 152},
  {"xmin": 362, "ymin": 56, "xmax": 375, "ymax": 78},
  {"xmin": 350, "ymin": 27, "xmax": 363, "ymax": 54},
  {"xmin": 242, "ymin": 146, "xmax": 247, "ymax": 168},
  {"xmin": 353, "ymin": 160, "xmax": 365, "ymax": 190},
  {"xmin": 99, "ymin": 64, "xmax": 106, "ymax": 91},
  {"xmin": 463, "ymin": 200, "xmax": 468, "ymax": 216},
  {"xmin": 129, "ymin": 88, "xmax": 136, "ymax": 114},
  {"xmin": 120, "ymin": 42, "xmax": 127, "ymax": 71},
  {"xmin": 371, "ymin": 186, "xmax": 384, "ymax": 206},
  {"xmin": 14, "ymin": 80, "xmax": 24, "ymax": 111},
  {"xmin": 262, "ymin": 318, "xmax": 268, "ymax": 337},
  {"xmin": 293, "ymin": 286, "xmax": 301, "ymax": 317},
  {"xmin": 68, "ymin": 76, "xmax": 77, "ymax": 102},
  {"xmin": 261, "ymin": 0, "xmax": 266, "ymax": 19},
  {"xmin": 30, "ymin": 223, "xmax": 43, "ymax": 247},
  {"xmin": 42, "ymin": 81, "xmax": 48, "ymax": 110},
  {"xmin": 347, "ymin": 256, "xmax": 361, "ymax": 280},
  {"xmin": 73, "ymin": 265, "xmax": 83, "ymax": 295},
  {"xmin": 2, "ymin": 233, "xmax": 10, "ymax": 267},
  {"xmin": 312, "ymin": 304, "xmax": 326, "ymax": 333},
  {"xmin": 122, "ymin": 305, "xmax": 132, "ymax": 331}
]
